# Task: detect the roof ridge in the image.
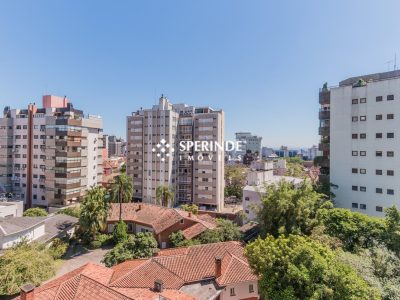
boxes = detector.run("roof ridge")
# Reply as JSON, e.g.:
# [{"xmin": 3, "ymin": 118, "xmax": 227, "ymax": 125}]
[
  {"xmin": 79, "ymin": 274, "xmax": 134, "ymax": 299},
  {"xmin": 110, "ymin": 259, "xmax": 153, "ymax": 286},
  {"xmin": 55, "ymin": 273, "xmax": 81, "ymax": 299},
  {"xmin": 152, "ymin": 257, "xmax": 186, "ymax": 286}
]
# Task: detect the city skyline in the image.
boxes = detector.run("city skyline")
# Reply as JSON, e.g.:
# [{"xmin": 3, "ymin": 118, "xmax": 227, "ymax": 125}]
[{"xmin": 1, "ymin": 1, "xmax": 400, "ymax": 147}]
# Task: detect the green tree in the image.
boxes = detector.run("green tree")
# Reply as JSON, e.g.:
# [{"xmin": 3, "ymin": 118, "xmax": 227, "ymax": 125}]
[
  {"xmin": 110, "ymin": 173, "xmax": 133, "ymax": 220},
  {"xmin": 199, "ymin": 219, "xmax": 242, "ymax": 244},
  {"xmin": 169, "ymin": 231, "xmax": 200, "ymax": 247},
  {"xmin": 23, "ymin": 207, "xmax": 48, "ymax": 217},
  {"xmin": 257, "ymin": 180, "xmax": 329, "ymax": 238},
  {"xmin": 156, "ymin": 185, "xmax": 174, "ymax": 207},
  {"xmin": 120, "ymin": 163, "xmax": 126, "ymax": 173},
  {"xmin": 224, "ymin": 165, "xmax": 247, "ymax": 198},
  {"xmin": 48, "ymin": 238, "xmax": 68, "ymax": 259},
  {"xmin": 245, "ymin": 235, "xmax": 380, "ymax": 300},
  {"xmin": 57, "ymin": 206, "xmax": 80, "ymax": 218},
  {"xmin": 383, "ymin": 206, "xmax": 400, "ymax": 254},
  {"xmin": 113, "ymin": 220, "xmax": 129, "ymax": 244},
  {"xmin": 181, "ymin": 204, "xmax": 199, "ymax": 215},
  {"xmin": 102, "ymin": 232, "xmax": 158, "ymax": 267},
  {"xmin": 79, "ymin": 186, "xmax": 109, "ymax": 241},
  {"xmin": 320, "ymin": 208, "xmax": 385, "ymax": 251},
  {"xmin": 0, "ymin": 242, "xmax": 56, "ymax": 296}
]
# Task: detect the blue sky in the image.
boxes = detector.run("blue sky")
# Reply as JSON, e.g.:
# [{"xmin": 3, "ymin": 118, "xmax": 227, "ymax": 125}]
[{"xmin": 1, "ymin": 1, "xmax": 400, "ymax": 147}]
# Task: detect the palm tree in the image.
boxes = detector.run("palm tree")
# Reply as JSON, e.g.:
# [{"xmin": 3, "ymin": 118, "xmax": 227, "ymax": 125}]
[
  {"xmin": 110, "ymin": 173, "xmax": 133, "ymax": 220},
  {"xmin": 79, "ymin": 186, "xmax": 108, "ymax": 240},
  {"xmin": 156, "ymin": 185, "xmax": 174, "ymax": 207}
]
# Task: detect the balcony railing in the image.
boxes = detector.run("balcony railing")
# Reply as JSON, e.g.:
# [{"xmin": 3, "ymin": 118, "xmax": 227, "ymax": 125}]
[
  {"xmin": 319, "ymin": 90, "xmax": 331, "ymax": 105},
  {"xmin": 319, "ymin": 110, "xmax": 330, "ymax": 119},
  {"xmin": 319, "ymin": 126, "xmax": 330, "ymax": 136}
]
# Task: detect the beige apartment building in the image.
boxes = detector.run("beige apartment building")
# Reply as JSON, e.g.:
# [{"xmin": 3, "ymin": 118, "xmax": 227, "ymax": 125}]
[
  {"xmin": 127, "ymin": 95, "xmax": 225, "ymax": 211},
  {"xmin": 0, "ymin": 95, "xmax": 103, "ymax": 209}
]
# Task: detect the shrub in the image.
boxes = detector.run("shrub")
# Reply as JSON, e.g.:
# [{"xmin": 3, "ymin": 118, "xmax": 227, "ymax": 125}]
[
  {"xmin": 113, "ymin": 220, "xmax": 129, "ymax": 244},
  {"xmin": 57, "ymin": 206, "xmax": 80, "ymax": 218},
  {"xmin": 23, "ymin": 208, "xmax": 48, "ymax": 217},
  {"xmin": 96, "ymin": 234, "xmax": 114, "ymax": 246},
  {"xmin": 48, "ymin": 238, "xmax": 68, "ymax": 259},
  {"xmin": 89, "ymin": 240, "xmax": 102, "ymax": 249}
]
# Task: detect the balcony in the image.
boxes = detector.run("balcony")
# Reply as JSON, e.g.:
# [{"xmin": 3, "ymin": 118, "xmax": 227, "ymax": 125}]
[
  {"xmin": 319, "ymin": 143, "xmax": 330, "ymax": 152},
  {"xmin": 319, "ymin": 90, "xmax": 330, "ymax": 105},
  {"xmin": 56, "ymin": 151, "xmax": 81, "ymax": 158},
  {"xmin": 319, "ymin": 110, "xmax": 330, "ymax": 120},
  {"xmin": 319, "ymin": 126, "xmax": 330, "ymax": 136}
]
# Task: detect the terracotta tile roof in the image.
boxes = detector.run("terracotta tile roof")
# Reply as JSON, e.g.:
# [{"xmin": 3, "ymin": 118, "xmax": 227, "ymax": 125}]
[
  {"xmin": 14, "ymin": 242, "xmax": 256, "ymax": 300},
  {"xmin": 108, "ymin": 203, "xmax": 216, "ymax": 237},
  {"xmin": 181, "ymin": 222, "xmax": 208, "ymax": 239}
]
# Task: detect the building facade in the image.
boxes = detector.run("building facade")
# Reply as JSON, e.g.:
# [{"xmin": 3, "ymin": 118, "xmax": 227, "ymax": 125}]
[
  {"xmin": 0, "ymin": 95, "xmax": 103, "ymax": 209},
  {"xmin": 127, "ymin": 96, "xmax": 225, "ymax": 211},
  {"xmin": 235, "ymin": 132, "xmax": 262, "ymax": 157},
  {"xmin": 329, "ymin": 70, "xmax": 400, "ymax": 216},
  {"xmin": 108, "ymin": 135, "xmax": 125, "ymax": 157}
]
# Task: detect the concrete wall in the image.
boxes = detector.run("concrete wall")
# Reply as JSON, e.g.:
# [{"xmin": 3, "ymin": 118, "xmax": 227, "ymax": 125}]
[{"xmin": 0, "ymin": 222, "xmax": 45, "ymax": 249}]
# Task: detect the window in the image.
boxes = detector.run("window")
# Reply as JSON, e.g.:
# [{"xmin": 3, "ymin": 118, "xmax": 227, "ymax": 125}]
[
  {"xmin": 352, "ymin": 133, "xmax": 358, "ymax": 139},
  {"xmin": 376, "ymin": 133, "xmax": 383, "ymax": 138},
  {"xmin": 352, "ymin": 203, "xmax": 359, "ymax": 208},
  {"xmin": 352, "ymin": 185, "xmax": 358, "ymax": 191},
  {"xmin": 360, "ymin": 98, "xmax": 367, "ymax": 103},
  {"xmin": 387, "ymin": 170, "xmax": 394, "ymax": 176},
  {"xmin": 360, "ymin": 116, "xmax": 366, "ymax": 121},
  {"xmin": 387, "ymin": 132, "xmax": 394, "ymax": 138},
  {"xmin": 376, "ymin": 151, "xmax": 383, "ymax": 157},
  {"xmin": 387, "ymin": 189, "xmax": 394, "ymax": 195},
  {"xmin": 352, "ymin": 168, "xmax": 358, "ymax": 174},
  {"xmin": 360, "ymin": 204, "xmax": 367, "ymax": 210},
  {"xmin": 245, "ymin": 197, "xmax": 250, "ymax": 201},
  {"xmin": 360, "ymin": 133, "xmax": 366, "ymax": 139},
  {"xmin": 352, "ymin": 116, "xmax": 358, "ymax": 122},
  {"xmin": 360, "ymin": 151, "xmax": 366, "ymax": 156},
  {"xmin": 387, "ymin": 114, "xmax": 394, "ymax": 120},
  {"xmin": 387, "ymin": 94, "xmax": 394, "ymax": 101},
  {"xmin": 352, "ymin": 99, "xmax": 358, "ymax": 104},
  {"xmin": 249, "ymin": 284, "xmax": 254, "ymax": 293},
  {"xmin": 230, "ymin": 288, "xmax": 236, "ymax": 296},
  {"xmin": 360, "ymin": 186, "xmax": 366, "ymax": 192},
  {"xmin": 360, "ymin": 169, "xmax": 366, "ymax": 174},
  {"xmin": 376, "ymin": 206, "xmax": 383, "ymax": 212},
  {"xmin": 180, "ymin": 219, "xmax": 184, "ymax": 224},
  {"xmin": 352, "ymin": 151, "xmax": 358, "ymax": 156},
  {"xmin": 376, "ymin": 169, "xmax": 383, "ymax": 175},
  {"xmin": 387, "ymin": 151, "xmax": 394, "ymax": 157},
  {"xmin": 376, "ymin": 96, "xmax": 383, "ymax": 102},
  {"xmin": 376, "ymin": 114, "xmax": 383, "ymax": 120},
  {"xmin": 376, "ymin": 188, "xmax": 383, "ymax": 194}
]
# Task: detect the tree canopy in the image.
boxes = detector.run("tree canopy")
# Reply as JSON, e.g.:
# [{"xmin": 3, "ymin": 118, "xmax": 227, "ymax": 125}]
[
  {"xmin": 224, "ymin": 165, "xmax": 247, "ymax": 198},
  {"xmin": 156, "ymin": 185, "xmax": 174, "ymax": 207},
  {"xmin": 23, "ymin": 207, "xmax": 48, "ymax": 217}
]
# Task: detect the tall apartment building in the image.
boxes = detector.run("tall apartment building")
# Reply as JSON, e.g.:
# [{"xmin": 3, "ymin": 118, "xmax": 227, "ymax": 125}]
[
  {"xmin": 318, "ymin": 84, "xmax": 330, "ymax": 183},
  {"xmin": 323, "ymin": 70, "xmax": 400, "ymax": 216},
  {"xmin": 234, "ymin": 132, "xmax": 262, "ymax": 157},
  {"xmin": 127, "ymin": 95, "xmax": 225, "ymax": 211},
  {"xmin": 0, "ymin": 95, "xmax": 103, "ymax": 209},
  {"xmin": 108, "ymin": 135, "xmax": 125, "ymax": 157}
]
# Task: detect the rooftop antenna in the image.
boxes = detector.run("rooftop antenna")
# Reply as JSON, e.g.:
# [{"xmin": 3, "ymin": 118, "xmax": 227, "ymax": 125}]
[
  {"xmin": 394, "ymin": 53, "xmax": 397, "ymax": 70},
  {"xmin": 386, "ymin": 59, "xmax": 393, "ymax": 71}
]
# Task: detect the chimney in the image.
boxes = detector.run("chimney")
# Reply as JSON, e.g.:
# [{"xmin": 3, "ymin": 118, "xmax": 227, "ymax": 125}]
[
  {"xmin": 188, "ymin": 212, "xmax": 192, "ymax": 218},
  {"xmin": 215, "ymin": 257, "xmax": 222, "ymax": 277},
  {"xmin": 20, "ymin": 284, "xmax": 35, "ymax": 300},
  {"xmin": 138, "ymin": 204, "xmax": 142, "ymax": 211},
  {"xmin": 154, "ymin": 279, "xmax": 164, "ymax": 293}
]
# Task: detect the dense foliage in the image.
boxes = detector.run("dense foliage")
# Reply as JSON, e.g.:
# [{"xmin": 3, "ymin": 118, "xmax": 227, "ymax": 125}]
[
  {"xmin": 102, "ymin": 232, "xmax": 158, "ymax": 267},
  {"xmin": 0, "ymin": 242, "xmax": 56, "ymax": 295},
  {"xmin": 57, "ymin": 206, "xmax": 81, "ymax": 218},
  {"xmin": 180, "ymin": 204, "xmax": 199, "ymax": 215},
  {"xmin": 156, "ymin": 185, "xmax": 174, "ymax": 207},
  {"xmin": 48, "ymin": 238, "xmax": 68, "ymax": 259},
  {"xmin": 245, "ymin": 235, "xmax": 379, "ymax": 299},
  {"xmin": 224, "ymin": 165, "xmax": 247, "ymax": 198},
  {"xmin": 23, "ymin": 207, "xmax": 48, "ymax": 217},
  {"xmin": 257, "ymin": 181, "xmax": 330, "ymax": 237},
  {"xmin": 169, "ymin": 231, "xmax": 200, "ymax": 247},
  {"xmin": 113, "ymin": 220, "xmax": 129, "ymax": 244}
]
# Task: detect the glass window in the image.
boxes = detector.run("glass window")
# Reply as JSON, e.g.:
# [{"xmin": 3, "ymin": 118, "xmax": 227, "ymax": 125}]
[
  {"xmin": 387, "ymin": 95, "xmax": 394, "ymax": 101},
  {"xmin": 376, "ymin": 96, "xmax": 383, "ymax": 102}
]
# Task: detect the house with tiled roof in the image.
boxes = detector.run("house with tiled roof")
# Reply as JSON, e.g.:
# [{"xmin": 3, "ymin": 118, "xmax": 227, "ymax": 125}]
[
  {"xmin": 15, "ymin": 241, "xmax": 259, "ymax": 300},
  {"xmin": 106, "ymin": 203, "xmax": 217, "ymax": 248}
]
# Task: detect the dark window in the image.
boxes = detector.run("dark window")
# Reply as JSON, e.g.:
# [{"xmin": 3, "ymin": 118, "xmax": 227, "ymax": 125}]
[
  {"xmin": 376, "ymin": 133, "xmax": 383, "ymax": 138},
  {"xmin": 376, "ymin": 206, "xmax": 383, "ymax": 212},
  {"xmin": 352, "ymin": 168, "xmax": 358, "ymax": 174},
  {"xmin": 376, "ymin": 114, "xmax": 383, "ymax": 120},
  {"xmin": 387, "ymin": 114, "xmax": 394, "ymax": 120},
  {"xmin": 360, "ymin": 116, "xmax": 367, "ymax": 121},
  {"xmin": 360, "ymin": 151, "xmax": 366, "ymax": 156},
  {"xmin": 352, "ymin": 185, "xmax": 358, "ymax": 191},
  {"xmin": 249, "ymin": 284, "xmax": 254, "ymax": 293},
  {"xmin": 360, "ymin": 204, "xmax": 367, "ymax": 210},
  {"xmin": 387, "ymin": 189, "xmax": 394, "ymax": 195},
  {"xmin": 360, "ymin": 133, "xmax": 366, "ymax": 139},
  {"xmin": 376, "ymin": 96, "xmax": 383, "ymax": 102},
  {"xmin": 352, "ymin": 116, "xmax": 358, "ymax": 122},
  {"xmin": 387, "ymin": 151, "xmax": 394, "ymax": 157},
  {"xmin": 360, "ymin": 98, "xmax": 367, "ymax": 103},
  {"xmin": 387, "ymin": 132, "xmax": 394, "ymax": 138},
  {"xmin": 360, "ymin": 169, "xmax": 366, "ymax": 174},
  {"xmin": 352, "ymin": 134, "xmax": 358, "ymax": 139},
  {"xmin": 352, "ymin": 151, "xmax": 358, "ymax": 156},
  {"xmin": 360, "ymin": 186, "xmax": 366, "ymax": 192},
  {"xmin": 352, "ymin": 203, "xmax": 359, "ymax": 208},
  {"xmin": 387, "ymin": 94, "xmax": 394, "ymax": 101},
  {"xmin": 387, "ymin": 170, "xmax": 394, "ymax": 176},
  {"xmin": 376, "ymin": 151, "xmax": 383, "ymax": 157},
  {"xmin": 376, "ymin": 169, "xmax": 383, "ymax": 175},
  {"xmin": 376, "ymin": 188, "xmax": 383, "ymax": 193},
  {"xmin": 352, "ymin": 99, "xmax": 358, "ymax": 104}
]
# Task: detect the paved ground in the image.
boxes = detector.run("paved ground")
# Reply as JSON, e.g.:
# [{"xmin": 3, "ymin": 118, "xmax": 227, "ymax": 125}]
[{"xmin": 54, "ymin": 244, "xmax": 110, "ymax": 278}]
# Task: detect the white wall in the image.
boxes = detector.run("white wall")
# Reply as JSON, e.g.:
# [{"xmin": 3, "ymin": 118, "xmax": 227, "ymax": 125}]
[
  {"xmin": 0, "ymin": 201, "xmax": 23, "ymax": 218},
  {"xmin": 243, "ymin": 188, "xmax": 263, "ymax": 222},
  {"xmin": 0, "ymin": 223, "xmax": 45, "ymax": 249},
  {"xmin": 330, "ymin": 78, "xmax": 400, "ymax": 216},
  {"xmin": 220, "ymin": 281, "xmax": 258, "ymax": 300}
]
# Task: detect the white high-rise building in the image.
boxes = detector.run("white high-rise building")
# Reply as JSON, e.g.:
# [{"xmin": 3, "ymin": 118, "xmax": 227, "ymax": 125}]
[{"xmin": 328, "ymin": 70, "xmax": 400, "ymax": 216}]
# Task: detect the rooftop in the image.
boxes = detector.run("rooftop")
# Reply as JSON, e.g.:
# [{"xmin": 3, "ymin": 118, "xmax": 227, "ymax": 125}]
[
  {"xmin": 0, "ymin": 216, "xmax": 46, "ymax": 237},
  {"xmin": 339, "ymin": 70, "xmax": 400, "ymax": 87}
]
